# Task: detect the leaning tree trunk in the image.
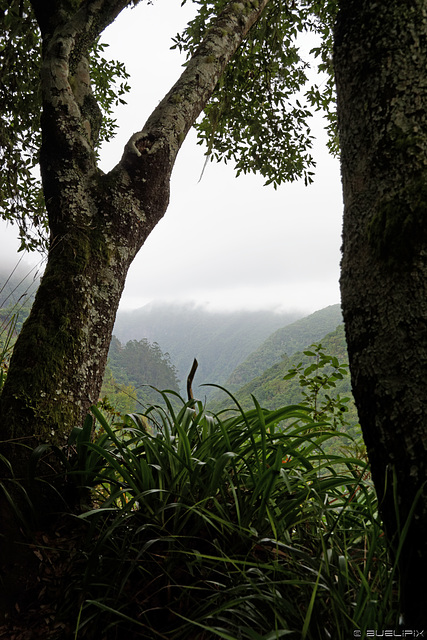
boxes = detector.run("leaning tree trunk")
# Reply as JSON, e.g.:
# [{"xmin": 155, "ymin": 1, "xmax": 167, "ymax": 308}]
[
  {"xmin": 0, "ymin": 0, "xmax": 270, "ymax": 461},
  {"xmin": 334, "ymin": 0, "xmax": 427, "ymax": 627}
]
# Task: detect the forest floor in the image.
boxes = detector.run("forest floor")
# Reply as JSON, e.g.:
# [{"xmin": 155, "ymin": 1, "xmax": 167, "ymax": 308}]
[{"xmin": 0, "ymin": 515, "xmax": 85, "ymax": 640}]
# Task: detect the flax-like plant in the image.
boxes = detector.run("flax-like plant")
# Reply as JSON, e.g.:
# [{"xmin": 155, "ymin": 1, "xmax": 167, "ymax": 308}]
[{"xmin": 62, "ymin": 389, "xmax": 399, "ymax": 639}]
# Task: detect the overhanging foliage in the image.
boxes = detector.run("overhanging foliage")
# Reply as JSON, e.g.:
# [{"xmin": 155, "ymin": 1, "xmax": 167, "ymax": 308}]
[
  {"xmin": 175, "ymin": 0, "xmax": 338, "ymax": 188},
  {"xmin": 0, "ymin": 0, "xmax": 130, "ymax": 251}
]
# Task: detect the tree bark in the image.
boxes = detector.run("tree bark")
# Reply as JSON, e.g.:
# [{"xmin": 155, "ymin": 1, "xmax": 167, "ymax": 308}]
[
  {"xmin": 0, "ymin": 0, "xmax": 270, "ymax": 458},
  {"xmin": 334, "ymin": 0, "xmax": 427, "ymax": 626}
]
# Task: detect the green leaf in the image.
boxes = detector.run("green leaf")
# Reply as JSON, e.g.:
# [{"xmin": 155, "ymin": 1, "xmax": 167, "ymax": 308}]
[
  {"xmin": 303, "ymin": 363, "xmax": 318, "ymax": 376},
  {"xmin": 283, "ymin": 372, "xmax": 297, "ymax": 380}
]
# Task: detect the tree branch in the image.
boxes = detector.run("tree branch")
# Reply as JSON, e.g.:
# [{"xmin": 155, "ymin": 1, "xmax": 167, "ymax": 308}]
[
  {"xmin": 30, "ymin": 0, "xmax": 132, "ymax": 39},
  {"xmin": 83, "ymin": 0, "xmax": 135, "ymax": 39},
  {"xmin": 37, "ymin": 0, "xmax": 134, "ymax": 165},
  {"xmin": 120, "ymin": 0, "xmax": 271, "ymax": 169}
]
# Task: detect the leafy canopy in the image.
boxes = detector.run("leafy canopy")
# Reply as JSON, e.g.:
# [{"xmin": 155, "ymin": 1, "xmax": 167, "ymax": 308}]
[
  {"xmin": 0, "ymin": 0, "xmax": 337, "ymax": 251},
  {"xmin": 0, "ymin": 0, "xmax": 130, "ymax": 252},
  {"xmin": 176, "ymin": 0, "xmax": 338, "ymax": 187}
]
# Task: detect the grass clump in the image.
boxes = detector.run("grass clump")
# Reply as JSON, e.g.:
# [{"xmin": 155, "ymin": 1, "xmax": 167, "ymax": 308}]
[{"xmin": 62, "ymin": 388, "xmax": 399, "ymax": 639}]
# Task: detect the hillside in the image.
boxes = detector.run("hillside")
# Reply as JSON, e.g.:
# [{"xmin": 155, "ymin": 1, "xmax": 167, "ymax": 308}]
[
  {"xmin": 223, "ymin": 304, "xmax": 342, "ymax": 392},
  {"xmin": 101, "ymin": 335, "xmax": 181, "ymax": 413},
  {"xmin": 0, "ymin": 260, "xmax": 41, "ymax": 308},
  {"xmin": 0, "ymin": 261, "xmax": 41, "ymax": 336},
  {"xmin": 211, "ymin": 323, "xmax": 360, "ymax": 432},
  {"xmin": 113, "ymin": 302, "xmax": 303, "ymax": 395}
]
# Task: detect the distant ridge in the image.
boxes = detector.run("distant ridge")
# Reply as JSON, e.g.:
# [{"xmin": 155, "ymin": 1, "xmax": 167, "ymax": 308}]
[
  {"xmin": 212, "ymin": 322, "xmax": 359, "ymax": 430},
  {"xmin": 224, "ymin": 304, "xmax": 342, "ymax": 393},
  {"xmin": 113, "ymin": 302, "xmax": 303, "ymax": 395},
  {"xmin": 0, "ymin": 261, "xmax": 41, "ymax": 309}
]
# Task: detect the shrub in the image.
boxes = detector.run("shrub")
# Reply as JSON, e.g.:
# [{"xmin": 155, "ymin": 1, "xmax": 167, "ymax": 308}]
[{"xmin": 63, "ymin": 390, "xmax": 399, "ymax": 639}]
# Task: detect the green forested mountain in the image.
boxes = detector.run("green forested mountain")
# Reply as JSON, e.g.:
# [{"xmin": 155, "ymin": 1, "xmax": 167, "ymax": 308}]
[
  {"xmin": 223, "ymin": 304, "xmax": 343, "ymax": 393},
  {"xmin": 0, "ymin": 262, "xmax": 41, "ymax": 334},
  {"xmin": 211, "ymin": 323, "xmax": 360, "ymax": 432},
  {"xmin": 101, "ymin": 335, "xmax": 181, "ymax": 412},
  {"xmin": 0, "ymin": 261, "xmax": 41, "ymax": 303},
  {"xmin": 114, "ymin": 302, "xmax": 303, "ymax": 396}
]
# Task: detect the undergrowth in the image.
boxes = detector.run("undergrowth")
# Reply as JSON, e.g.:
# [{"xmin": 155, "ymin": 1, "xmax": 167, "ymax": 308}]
[
  {"xmin": 0, "ymin": 324, "xmax": 400, "ymax": 638},
  {"xmin": 57, "ymin": 389, "xmax": 399, "ymax": 639}
]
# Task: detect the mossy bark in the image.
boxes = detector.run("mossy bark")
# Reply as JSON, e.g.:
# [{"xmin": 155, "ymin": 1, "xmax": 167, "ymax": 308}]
[
  {"xmin": 0, "ymin": 0, "xmax": 270, "ymax": 463},
  {"xmin": 335, "ymin": 0, "xmax": 427, "ymax": 626}
]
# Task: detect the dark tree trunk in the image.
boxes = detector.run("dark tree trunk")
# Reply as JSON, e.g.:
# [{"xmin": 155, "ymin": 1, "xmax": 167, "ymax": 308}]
[{"xmin": 334, "ymin": 0, "xmax": 427, "ymax": 626}]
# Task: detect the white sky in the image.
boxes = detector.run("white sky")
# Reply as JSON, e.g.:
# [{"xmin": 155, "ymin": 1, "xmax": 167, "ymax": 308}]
[{"xmin": 0, "ymin": 1, "xmax": 343, "ymax": 315}]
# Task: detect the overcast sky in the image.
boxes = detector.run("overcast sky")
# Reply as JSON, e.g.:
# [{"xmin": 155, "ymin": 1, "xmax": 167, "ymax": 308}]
[{"xmin": 0, "ymin": 1, "xmax": 343, "ymax": 315}]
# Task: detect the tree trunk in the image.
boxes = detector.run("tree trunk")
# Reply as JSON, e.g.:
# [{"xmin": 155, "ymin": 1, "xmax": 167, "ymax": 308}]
[
  {"xmin": 0, "ymin": 0, "xmax": 270, "ymax": 459},
  {"xmin": 334, "ymin": 0, "xmax": 427, "ymax": 626}
]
